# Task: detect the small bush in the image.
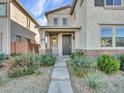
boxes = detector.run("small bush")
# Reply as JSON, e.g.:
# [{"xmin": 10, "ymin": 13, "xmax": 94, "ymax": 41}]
[
  {"xmin": 98, "ymin": 55, "xmax": 120, "ymax": 74},
  {"xmin": 119, "ymin": 54, "xmax": 124, "ymax": 71},
  {"xmin": 8, "ymin": 54, "xmax": 39, "ymax": 78},
  {"xmin": 10, "ymin": 53, "xmax": 21, "ymax": 57},
  {"xmin": 71, "ymin": 55, "xmax": 97, "ymax": 77},
  {"xmin": 39, "ymin": 54, "xmax": 56, "ymax": 66},
  {"xmin": 6, "ymin": 53, "xmax": 56, "ymax": 78},
  {"xmin": 70, "ymin": 52, "xmax": 84, "ymax": 60},
  {"xmin": 86, "ymin": 73, "xmax": 104, "ymax": 91},
  {"xmin": 0, "ymin": 53, "xmax": 5, "ymax": 62}
]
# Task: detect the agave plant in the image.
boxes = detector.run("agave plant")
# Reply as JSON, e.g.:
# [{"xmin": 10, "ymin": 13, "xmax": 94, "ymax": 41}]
[
  {"xmin": 71, "ymin": 55, "xmax": 97, "ymax": 77},
  {"xmin": 85, "ymin": 72, "xmax": 105, "ymax": 92}
]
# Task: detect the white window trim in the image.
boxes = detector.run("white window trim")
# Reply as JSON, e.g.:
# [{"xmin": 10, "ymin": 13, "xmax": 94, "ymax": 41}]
[
  {"xmin": 104, "ymin": 0, "xmax": 124, "ymax": 9},
  {"xmin": 100, "ymin": 25, "xmax": 124, "ymax": 49}
]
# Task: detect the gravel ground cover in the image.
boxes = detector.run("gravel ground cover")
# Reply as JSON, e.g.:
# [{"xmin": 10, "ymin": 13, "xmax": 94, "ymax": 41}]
[
  {"xmin": 68, "ymin": 62, "xmax": 124, "ymax": 93},
  {"xmin": 0, "ymin": 67, "xmax": 53, "ymax": 93}
]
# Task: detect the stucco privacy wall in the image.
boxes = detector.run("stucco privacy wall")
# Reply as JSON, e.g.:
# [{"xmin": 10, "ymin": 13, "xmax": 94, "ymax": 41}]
[
  {"xmin": 47, "ymin": 8, "xmax": 72, "ymax": 26},
  {"xmin": 86, "ymin": 0, "xmax": 124, "ymax": 50},
  {"xmin": 0, "ymin": 0, "xmax": 10, "ymax": 55},
  {"xmin": 10, "ymin": 2, "xmax": 39, "ymax": 43},
  {"xmin": 10, "ymin": 20, "xmax": 36, "ymax": 43},
  {"xmin": 71, "ymin": 0, "xmax": 87, "ymax": 49}
]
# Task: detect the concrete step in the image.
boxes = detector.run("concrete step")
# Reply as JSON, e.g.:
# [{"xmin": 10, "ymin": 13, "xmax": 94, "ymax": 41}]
[
  {"xmin": 54, "ymin": 61, "xmax": 67, "ymax": 67},
  {"xmin": 48, "ymin": 80, "xmax": 73, "ymax": 93},
  {"xmin": 51, "ymin": 67, "xmax": 70, "ymax": 80}
]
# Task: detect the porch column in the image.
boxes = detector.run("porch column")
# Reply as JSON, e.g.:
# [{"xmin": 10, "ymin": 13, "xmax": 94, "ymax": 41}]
[
  {"xmin": 40, "ymin": 31, "xmax": 46, "ymax": 54},
  {"xmin": 75, "ymin": 30, "xmax": 80, "ymax": 49}
]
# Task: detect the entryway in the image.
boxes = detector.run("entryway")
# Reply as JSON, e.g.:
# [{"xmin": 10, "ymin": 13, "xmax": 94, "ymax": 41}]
[{"xmin": 62, "ymin": 35, "xmax": 72, "ymax": 55}]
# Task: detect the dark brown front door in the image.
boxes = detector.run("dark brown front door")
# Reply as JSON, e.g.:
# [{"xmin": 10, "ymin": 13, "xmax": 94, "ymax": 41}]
[{"xmin": 62, "ymin": 35, "xmax": 72, "ymax": 55}]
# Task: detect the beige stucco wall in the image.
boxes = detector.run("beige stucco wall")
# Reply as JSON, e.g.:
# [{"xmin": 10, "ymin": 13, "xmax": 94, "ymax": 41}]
[
  {"xmin": 10, "ymin": 2, "xmax": 39, "ymax": 43},
  {"xmin": 86, "ymin": 0, "xmax": 124, "ymax": 50},
  {"xmin": 71, "ymin": 0, "xmax": 124, "ymax": 50},
  {"xmin": 0, "ymin": 1, "xmax": 11, "ymax": 55},
  {"xmin": 71, "ymin": 0, "xmax": 87, "ymax": 50},
  {"xmin": 47, "ymin": 8, "xmax": 72, "ymax": 26}
]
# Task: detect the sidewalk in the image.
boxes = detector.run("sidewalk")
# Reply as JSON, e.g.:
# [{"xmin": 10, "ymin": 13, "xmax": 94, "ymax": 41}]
[{"xmin": 48, "ymin": 57, "xmax": 73, "ymax": 93}]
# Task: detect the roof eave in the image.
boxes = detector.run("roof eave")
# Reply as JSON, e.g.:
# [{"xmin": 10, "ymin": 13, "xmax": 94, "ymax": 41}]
[
  {"xmin": 45, "ymin": 5, "xmax": 72, "ymax": 17},
  {"xmin": 70, "ymin": 0, "xmax": 77, "ymax": 15},
  {"xmin": 13, "ymin": 0, "xmax": 40, "ymax": 26}
]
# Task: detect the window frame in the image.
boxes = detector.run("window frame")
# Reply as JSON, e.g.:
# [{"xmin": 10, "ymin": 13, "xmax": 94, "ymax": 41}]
[
  {"xmin": 104, "ymin": 0, "xmax": 123, "ymax": 8},
  {"xmin": 115, "ymin": 27, "xmax": 124, "ymax": 47},
  {"xmin": 100, "ymin": 26, "xmax": 124, "ymax": 48},
  {"xmin": 53, "ymin": 18, "xmax": 58, "ymax": 25},
  {"xmin": 0, "ymin": 2, "xmax": 7, "ymax": 17},
  {"xmin": 95, "ymin": 0, "xmax": 104, "ymax": 7},
  {"xmin": 62, "ymin": 18, "xmax": 68, "ymax": 26}
]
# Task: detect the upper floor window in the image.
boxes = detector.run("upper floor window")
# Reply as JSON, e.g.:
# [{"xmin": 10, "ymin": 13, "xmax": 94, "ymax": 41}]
[
  {"xmin": 101, "ymin": 27, "xmax": 112, "ymax": 47},
  {"xmin": 63, "ymin": 18, "xmax": 68, "ymax": 26},
  {"xmin": 106, "ymin": 0, "xmax": 122, "ymax": 6},
  {"xmin": 95, "ymin": 0, "xmax": 123, "ymax": 7},
  {"xmin": 0, "ymin": 3, "xmax": 7, "ymax": 17},
  {"xmin": 53, "ymin": 18, "xmax": 58, "ymax": 25},
  {"xmin": 27, "ymin": 18, "xmax": 30, "ymax": 29},
  {"xmin": 95, "ymin": 0, "xmax": 104, "ymax": 6},
  {"xmin": 16, "ymin": 35, "xmax": 21, "ymax": 42}
]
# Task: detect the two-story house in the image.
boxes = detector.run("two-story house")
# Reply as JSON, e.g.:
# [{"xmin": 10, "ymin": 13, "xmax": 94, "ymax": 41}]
[
  {"xmin": 39, "ymin": 6, "xmax": 80, "ymax": 56},
  {"xmin": 0, "ymin": 0, "xmax": 40, "ymax": 55},
  {"xmin": 39, "ymin": 0, "xmax": 124, "ymax": 56}
]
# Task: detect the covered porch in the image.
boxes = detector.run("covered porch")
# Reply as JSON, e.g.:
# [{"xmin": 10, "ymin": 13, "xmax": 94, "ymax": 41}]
[{"xmin": 39, "ymin": 27, "xmax": 80, "ymax": 56}]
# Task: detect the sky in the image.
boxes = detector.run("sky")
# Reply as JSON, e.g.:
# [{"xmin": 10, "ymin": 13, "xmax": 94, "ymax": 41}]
[{"xmin": 19, "ymin": 0, "xmax": 73, "ymax": 26}]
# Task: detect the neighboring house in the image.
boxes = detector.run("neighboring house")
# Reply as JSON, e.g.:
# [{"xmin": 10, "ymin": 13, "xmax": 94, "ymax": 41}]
[
  {"xmin": 39, "ymin": 0, "xmax": 124, "ymax": 56},
  {"xmin": 0, "ymin": 0, "xmax": 40, "ymax": 55}
]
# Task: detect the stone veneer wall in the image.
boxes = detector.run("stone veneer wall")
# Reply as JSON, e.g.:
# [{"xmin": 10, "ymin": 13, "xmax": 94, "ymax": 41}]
[{"xmin": 75, "ymin": 49, "xmax": 124, "ymax": 57}]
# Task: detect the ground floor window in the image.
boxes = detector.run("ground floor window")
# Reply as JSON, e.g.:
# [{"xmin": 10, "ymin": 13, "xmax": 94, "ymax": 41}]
[
  {"xmin": 0, "ymin": 33, "xmax": 3, "ymax": 51},
  {"xmin": 16, "ymin": 35, "xmax": 31, "ymax": 43},
  {"xmin": 101, "ymin": 26, "xmax": 124, "ymax": 47},
  {"xmin": 116, "ymin": 27, "xmax": 124, "ymax": 47},
  {"xmin": 101, "ymin": 27, "xmax": 112, "ymax": 47}
]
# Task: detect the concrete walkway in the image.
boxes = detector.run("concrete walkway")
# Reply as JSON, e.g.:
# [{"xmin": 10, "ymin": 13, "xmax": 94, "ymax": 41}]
[{"xmin": 48, "ymin": 57, "xmax": 73, "ymax": 93}]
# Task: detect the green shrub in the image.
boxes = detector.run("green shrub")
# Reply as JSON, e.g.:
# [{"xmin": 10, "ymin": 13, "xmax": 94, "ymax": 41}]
[
  {"xmin": 7, "ymin": 53, "xmax": 56, "ymax": 78},
  {"xmin": 71, "ymin": 55, "xmax": 97, "ymax": 77},
  {"xmin": 98, "ymin": 55, "xmax": 120, "ymax": 74},
  {"xmin": 0, "ymin": 53, "xmax": 5, "ymax": 62},
  {"xmin": 8, "ymin": 67, "xmax": 36, "ymax": 78},
  {"xmin": 86, "ymin": 73, "xmax": 104, "ymax": 91},
  {"xmin": 39, "ymin": 54, "xmax": 56, "ymax": 66},
  {"xmin": 8, "ymin": 54, "xmax": 39, "ymax": 78},
  {"xmin": 119, "ymin": 54, "xmax": 124, "ymax": 71},
  {"xmin": 10, "ymin": 53, "xmax": 21, "ymax": 57},
  {"xmin": 70, "ymin": 52, "xmax": 84, "ymax": 60}
]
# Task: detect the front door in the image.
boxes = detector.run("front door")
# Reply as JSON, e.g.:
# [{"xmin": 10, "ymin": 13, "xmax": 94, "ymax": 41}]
[{"xmin": 62, "ymin": 35, "xmax": 72, "ymax": 55}]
